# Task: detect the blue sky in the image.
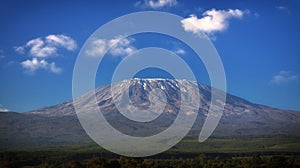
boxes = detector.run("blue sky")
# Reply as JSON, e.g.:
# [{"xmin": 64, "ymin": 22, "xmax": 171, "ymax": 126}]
[{"xmin": 0, "ymin": 0, "xmax": 299, "ymax": 112}]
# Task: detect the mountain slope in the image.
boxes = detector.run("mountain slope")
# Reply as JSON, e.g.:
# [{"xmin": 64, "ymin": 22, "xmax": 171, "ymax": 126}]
[
  {"xmin": 28, "ymin": 78, "xmax": 300, "ymax": 127},
  {"xmin": 1, "ymin": 78, "xmax": 300, "ymax": 149},
  {"xmin": 0, "ymin": 112, "xmax": 92, "ymax": 149}
]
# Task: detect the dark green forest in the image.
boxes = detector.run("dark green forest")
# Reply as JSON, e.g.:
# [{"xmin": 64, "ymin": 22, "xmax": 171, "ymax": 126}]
[
  {"xmin": 1, "ymin": 152, "xmax": 300, "ymax": 168},
  {"xmin": 1, "ymin": 137, "xmax": 300, "ymax": 167}
]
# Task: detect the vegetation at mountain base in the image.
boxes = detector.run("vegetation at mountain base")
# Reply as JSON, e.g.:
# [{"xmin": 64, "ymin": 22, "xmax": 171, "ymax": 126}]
[
  {"xmin": 1, "ymin": 152, "xmax": 300, "ymax": 168},
  {"xmin": 1, "ymin": 138, "xmax": 300, "ymax": 168}
]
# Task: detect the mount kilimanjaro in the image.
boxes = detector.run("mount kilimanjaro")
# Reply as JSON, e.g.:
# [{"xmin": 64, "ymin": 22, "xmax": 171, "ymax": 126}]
[{"xmin": 1, "ymin": 78, "xmax": 300, "ymax": 149}]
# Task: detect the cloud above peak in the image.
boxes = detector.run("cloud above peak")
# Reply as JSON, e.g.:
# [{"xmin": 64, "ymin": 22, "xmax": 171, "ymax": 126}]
[
  {"xmin": 85, "ymin": 36, "xmax": 136, "ymax": 58},
  {"xmin": 15, "ymin": 34, "xmax": 76, "ymax": 74},
  {"xmin": 181, "ymin": 8, "xmax": 247, "ymax": 35}
]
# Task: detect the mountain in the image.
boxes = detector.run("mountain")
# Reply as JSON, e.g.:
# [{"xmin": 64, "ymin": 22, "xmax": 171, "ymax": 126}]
[{"xmin": 1, "ymin": 78, "xmax": 300, "ymax": 149}]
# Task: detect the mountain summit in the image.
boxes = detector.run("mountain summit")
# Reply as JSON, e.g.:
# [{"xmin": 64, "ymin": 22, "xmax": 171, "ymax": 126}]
[{"xmin": 28, "ymin": 78, "xmax": 300, "ymax": 137}]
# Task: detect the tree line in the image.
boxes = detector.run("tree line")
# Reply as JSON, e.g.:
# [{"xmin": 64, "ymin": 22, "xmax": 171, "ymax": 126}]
[{"xmin": 1, "ymin": 154, "xmax": 300, "ymax": 168}]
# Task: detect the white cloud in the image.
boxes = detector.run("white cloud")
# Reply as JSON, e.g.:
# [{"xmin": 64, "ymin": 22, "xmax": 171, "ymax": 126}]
[
  {"xmin": 15, "ymin": 34, "xmax": 76, "ymax": 74},
  {"xmin": 181, "ymin": 8, "xmax": 246, "ymax": 35},
  {"xmin": 15, "ymin": 34, "xmax": 77, "ymax": 58},
  {"xmin": 148, "ymin": 0, "xmax": 177, "ymax": 8},
  {"xmin": 85, "ymin": 39, "xmax": 107, "ymax": 57},
  {"xmin": 46, "ymin": 34, "xmax": 77, "ymax": 51},
  {"xmin": 270, "ymin": 70, "xmax": 299, "ymax": 85},
  {"xmin": 14, "ymin": 46, "xmax": 25, "ymax": 55},
  {"xmin": 85, "ymin": 37, "xmax": 136, "ymax": 57},
  {"xmin": 135, "ymin": 0, "xmax": 177, "ymax": 9},
  {"xmin": 109, "ymin": 37, "xmax": 136, "ymax": 56},
  {"xmin": 275, "ymin": 6, "xmax": 290, "ymax": 14},
  {"xmin": 49, "ymin": 62, "xmax": 62, "ymax": 74},
  {"xmin": 276, "ymin": 6, "xmax": 288, "ymax": 11},
  {"xmin": 174, "ymin": 48, "xmax": 186, "ymax": 55},
  {"xmin": 26, "ymin": 38, "xmax": 57, "ymax": 57},
  {"xmin": 21, "ymin": 58, "xmax": 61, "ymax": 74},
  {"xmin": 0, "ymin": 104, "xmax": 9, "ymax": 112}
]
